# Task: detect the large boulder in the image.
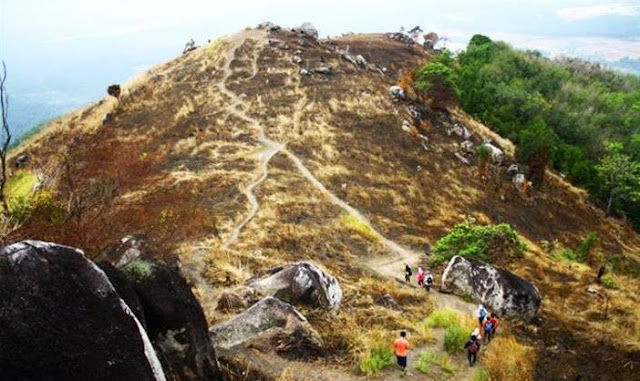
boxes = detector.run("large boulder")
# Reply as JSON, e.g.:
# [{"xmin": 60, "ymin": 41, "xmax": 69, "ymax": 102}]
[
  {"xmin": 210, "ymin": 297, "xmax": 322, "ymax": 352},
  {"xmin": 0, "ymin": 241, "xmax": 166, "ymax": 381},
  {"xmin": 299, "ymin": 22, "xmax": 319, "ymax": 39},
  {"xmin": 246, "ymin": 262, "xmax": 342, "ymax": 311},
  {"xmin": 98, "ymin": 260, "xmax": 148, "ymax": 330},
  {"xmin": 441, "ymin": 255, "xmax": 542, "ymax": 322},
  {"xmin": 121, "ymin": 259, "xmax": 222, "ymax": 381}
]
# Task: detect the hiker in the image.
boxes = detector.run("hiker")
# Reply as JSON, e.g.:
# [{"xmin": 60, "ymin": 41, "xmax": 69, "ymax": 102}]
[
  {"xmin": 417, "ymin": 267, "xmax": 424, "ymax": 287},
  {"xmin": 476, "ymin": 304, "xmax": 488, "ymax": 327},
  {"xmin": 464, "ymin": 335, "xmax": 481, "ymax": 366},
  {"xmin": 394, "ymin": 331, "xmax": 410, "ymax": 372},
  {"xmin": 482, "ymin": 316, "xmax": 494, "ymax": 342},
  {"xmin": 405, "ymin": 265, "xmax": 412, "ymax": 283},
  {"xmin": 424, "ymin": 272, "xmax": 434, "ymax": 292},
  {"xmin": 489, "ymin": 313, "xmax": 499, "ymax": 336},
  {"xmin": 470, "ymin": 327, "xmax": 482, "ymax": 342}
]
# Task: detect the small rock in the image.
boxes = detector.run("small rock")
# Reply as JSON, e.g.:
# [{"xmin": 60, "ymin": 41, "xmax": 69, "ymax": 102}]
[
  {"xmin": 376, "ymin": 294, "xmax": 401, "ymax": 311},
  {"xmin": 311, "ymin": 65, "xmax": 332, "ymax": 75},
  {"xmin": 292, "ymin": 56, "xmax": 303, "ymax": 64},
  {"xmin": 216, "ymin": 291, "xmax": 248, "ymax": 311},
  {"xmin": 389, "ymin": 85, "xmax": 405, "ymax": 99},
  {"xmin": 13, "ymin": 154, "xmax": 29, "ymax": 168}
]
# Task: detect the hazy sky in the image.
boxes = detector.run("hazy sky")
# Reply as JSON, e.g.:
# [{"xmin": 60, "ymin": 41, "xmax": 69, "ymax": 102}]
[{"xmin": 0, "ymin": 0, "xmax": 639, "ymax": 136}]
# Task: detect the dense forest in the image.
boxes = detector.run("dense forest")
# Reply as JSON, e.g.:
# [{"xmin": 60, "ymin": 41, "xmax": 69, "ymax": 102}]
[{"xmin": 420, "ymin": 35, "xmax": 640, "ymax": 229}]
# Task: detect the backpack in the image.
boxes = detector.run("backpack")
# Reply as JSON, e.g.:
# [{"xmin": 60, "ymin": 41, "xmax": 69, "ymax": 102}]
[
  {"xmin": 426, "ymin": 274, "xmax": 433, "ymax": 284},
  {"xmin": 469, "ymin": 341, "xmax": 479, "ymax": 354},
  {"xmin": 479, "ymin": 308, "xmax": 487, "ymax": 319},
  {"xmin": 484, "ymin": 321, "xmax": 493, "ymax": 332}
]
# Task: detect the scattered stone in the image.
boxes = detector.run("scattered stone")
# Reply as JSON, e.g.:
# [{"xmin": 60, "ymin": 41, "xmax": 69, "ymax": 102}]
[
  {"xmin": 376, "ymin": 294, "xmax": 401, "ymax": 311},
  {"xmin": 481, "ymin": 142, "xmax": 505, "ymax": 164},
  {"xmin": 246, "ymin": 261, "xmax": 343, "ymax": 311},
  {"xmin": 513, "ymin": 173, "xmax": 526, "ymax": 192},
  {"xmin": 216, "ymin": 291, "xmax": 248, "ymax": 311},
  {"xmin": 256, "ymin": 22, "xmax": 281, "ymax": 32},
  {"xmin": 587, "ymin": 287, "xmax": 606, "ymax": 300},
  {"xmin": 0, "ymin": 241, "xmax": 166, "ymax": 381},
  {"xmin": 183, "ymin": 39, "xmax": 197, "ymax": 54},
  {"xmin": 102, "ymin": 112, "xmax": 114, "ymax": 125},
  {"xmin": 461, "ymin": 140, "xmax": 474, "ymax": 153},
  {"xmin": 441, "ymin": 255, "xmax": 542, "ymax": 322},
  {"xmin": 454, "ymin": 152, "xmax": 471, "ymax": 165},
  {"xmin": 210, "ymin": 297, "xmax": 322, "ymax": 351},
  {"xmin": 292, "ymin": 56, "xmax": 303, "ymax": 64},
  {"xmin": 299, "ymin": 22, "xmax": 319, "ymax": 40},
  {"xmin": 311, "ymin": 65, "xmax": 332, "ymax": 75},
  {"xmin": 389, "ymin": 85, "xmax": 405, "ymax": 99},
  {"xmin": 300, "ymin": 68, "xmax": 311, "ymax": 76},
  {"xmin": 401, "ymin": 120, "xmax": 412, "ymax": 132},
  {"xmin": 507, "ymin": 164, "xmax": 520, "ymax": 176},
  {"xmin": 103, "ymin": 234, "xmax": 147, "ymax": 268},
  {"xmin": 418, "ymin": 134, "xmax": 429, "ymax": 143},
  {"xmin": 13, "ymin": 153, "xmax": 29, "ymax": 168},
  {"xmin": 293, "ymin": 49, "xmax": 302, "ymax": 55},
  {"xmin": 450, "ymin": 123, "xmax": 471, "ymax": 139}
]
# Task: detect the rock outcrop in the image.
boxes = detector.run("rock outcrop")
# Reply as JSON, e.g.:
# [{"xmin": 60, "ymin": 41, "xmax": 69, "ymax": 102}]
[
  {"xmin": 98, "ymin": 260, "xmax": 148, "ymax": 329},
  {"xmin": 121, "ymin": 259, "xmax": 222, "ymax": 381},
  {"xmin": 0, "ymin": 241, "xmax": 166, "ymax": 381},
  {"xmin": 246, "ymin": 261, "xmax": 342, "ymax": 310},
  {"xmin": 441, "ymin": 255, "xmax": 542, "ymax": 322},
  {"xmin": 210, "ymin": 297, "xmax": 322, "ymax": 352}
]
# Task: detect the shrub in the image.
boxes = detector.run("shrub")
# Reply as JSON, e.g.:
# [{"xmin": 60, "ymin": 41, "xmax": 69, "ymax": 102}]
[
  {"xmin": 415, "ymin": 350, "xmax": 456, "ymax": 376},
  {"xmin": 576, "ymin": 232, "xmax": 598, "ymax": 262},
  {"xmin": 359, "ymin": 346, "xmax": 394, "ymax": 376},
  {"xmin": 443, "ymin": 323, "xmax": 468, "ymax": 353},
  {"xmin": 415, "ymin": 62, "xmax": 459, "ymax": 110},
  {"xmin": 424, "ymin": 309, "xmax": 460, "ymax": 329},
  {"xmin": 600, "ymin": 273, "xmax": 618, "ymax": 289},
  {"xmin": 431, "ymin": 221, "xmax": 526, "ymax": 265},
  {"xmin": 10, "ymin": 190, "xmax": 66, "ymax": 226},
  {"xmin": 340, "ymin": 212, "xmax": 379, "ymax": 242},
  {"xmin": 123, "ymin": 260, "xmax": 154, "ymax": 283},
  {"xmin": 473, "ymin": 369, "xmax": 490, "ymax": 381},
  {"xmin": 483, "ymin": 335, "xmax": 535, "ymax": 381}
]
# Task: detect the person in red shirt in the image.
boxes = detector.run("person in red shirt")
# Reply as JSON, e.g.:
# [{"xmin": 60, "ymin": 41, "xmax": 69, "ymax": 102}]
[
  {"xmin": 393, "ymin": 331, "xmax": 409, "ymax": 372},
  {"xmin": 489, "ymin": 313, "xmax": 499, "ymax": 336}
]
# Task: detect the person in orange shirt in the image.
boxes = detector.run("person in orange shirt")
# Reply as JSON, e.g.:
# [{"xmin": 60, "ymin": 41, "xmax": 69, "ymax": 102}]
[{"xmin": 393, "ymin": 331, "xmax": 409, "ymax": 372}]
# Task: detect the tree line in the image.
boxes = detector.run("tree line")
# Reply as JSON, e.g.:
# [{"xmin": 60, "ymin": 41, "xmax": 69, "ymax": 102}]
[{"xmin": 418, "ymin": 34, "xmax": 640, "ymax": 229}]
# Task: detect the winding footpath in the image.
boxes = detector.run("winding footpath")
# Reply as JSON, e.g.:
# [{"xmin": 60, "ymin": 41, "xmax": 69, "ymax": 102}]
[{"xmin": 214, "ymin": 31, "xmax": 478, "ymax": 380}]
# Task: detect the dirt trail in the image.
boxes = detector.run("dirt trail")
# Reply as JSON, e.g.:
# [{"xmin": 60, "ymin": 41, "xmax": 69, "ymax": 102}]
[
  {"xmin": 214, "ymin": 31, "xmax": 480, "ymax": 380},
  {"xmin": 218, "ymin": 30, "xmax": 285, "ymax": 249}
]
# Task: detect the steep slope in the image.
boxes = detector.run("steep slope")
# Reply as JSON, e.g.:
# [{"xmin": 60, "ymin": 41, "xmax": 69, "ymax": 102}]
[{"xmin": 10, "ymin": 26, "xmax": 640, "ymax": 380}]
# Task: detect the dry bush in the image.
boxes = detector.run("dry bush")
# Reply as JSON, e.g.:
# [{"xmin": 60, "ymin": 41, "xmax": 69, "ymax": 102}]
[
  {"xmin": 397, "ymin": 70, "xmax": 417, "ymax": 100},
  {"xmin": 482, "ymin": 335, "xmax": 535, "ymax": 381}
]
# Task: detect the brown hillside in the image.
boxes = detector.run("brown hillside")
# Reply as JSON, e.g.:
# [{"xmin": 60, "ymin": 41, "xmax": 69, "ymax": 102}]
[{"xmin": 9, "ymin": 27, "xmax": 640, "ymax": 380}]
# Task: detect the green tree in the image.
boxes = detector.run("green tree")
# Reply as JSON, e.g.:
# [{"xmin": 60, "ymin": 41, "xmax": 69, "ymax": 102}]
[
  {"xmin": 595, "ymin": 141, "xmax": 640, "ymax": 215},
  {"xmin": 516, "ymin": 120, "xmax": 556, "ymax": 185},
  {"xmin": 415, "ymin": 62, "xmax": 459, "ymax": 110}
]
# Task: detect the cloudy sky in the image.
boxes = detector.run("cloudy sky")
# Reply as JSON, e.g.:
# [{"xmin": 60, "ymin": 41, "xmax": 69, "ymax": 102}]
[{"xmin": 0, "ymin": 0, "xmax": 638, "ymax": 136}]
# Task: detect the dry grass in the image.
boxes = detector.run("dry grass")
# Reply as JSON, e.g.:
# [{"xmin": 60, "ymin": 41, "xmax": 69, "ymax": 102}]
[{"xmin": 481, "ymin": 335, "xmax": 535, "ymax": 381}]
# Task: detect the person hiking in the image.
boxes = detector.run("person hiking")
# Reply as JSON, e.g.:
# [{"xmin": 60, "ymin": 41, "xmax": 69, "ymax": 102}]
[
  {"xmin": 424, "ymin": 272, "xmax": 434, "ymax": 292},
  {"xmin": 464, "ymin": 335, "xmax": 481, "ymax": 366},
  {"xmin": 394, "ymin": 331, "xmax": 410, "ymax": 373},
  {"xmin": 417, "ymin": 267, "xmax": 425, "ymax": 287},
  {"xmin": 476, "ymin": 304, "xmax": 488, "ymax": 327},
  {"xmin": 470, "ymin": 327, "xmax": 482, "ymax": 342},
  {"xmin": 405, "ymin": 265, "xmax": 412, "ymax": 283},
  {"xmin": 489, "ymin": 313, "xmax": 499, "ymax": 336},
  {"xmin": 482, "ymin": 316, "xmax": 494, "ymax": 342}
]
